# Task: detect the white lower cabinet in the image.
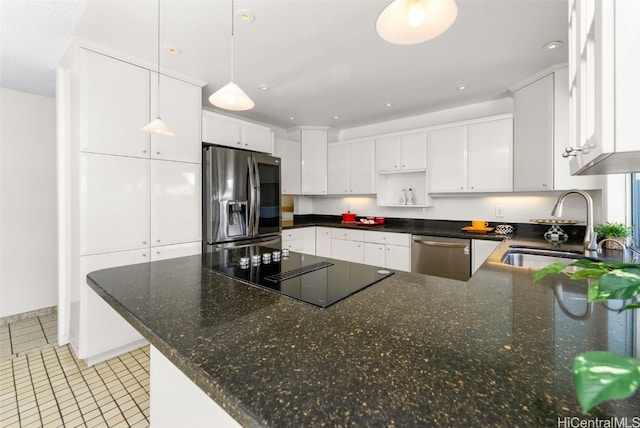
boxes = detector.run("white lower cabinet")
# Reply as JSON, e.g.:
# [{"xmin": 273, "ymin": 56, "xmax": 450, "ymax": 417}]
[
  {"xmin": 282, "ymin": 227, "xmax": 316, "ymax": 254},
  {"xmin": 315, "ymin": 227, "xmax": 332, "ymax": 257},
  {"xmin": 362, "ymin": 231, "xmax": 411, "ymax": 271},
  {"xmin": 472, "ymin": 239, "xmax": 501, "ymax": 274},
  {"xmin": 331, "ymin": 239, "xmax": 364, "ymax": 264},
  {"xmin": 77, "ymin": 250, "xmax": 149, "ymax": 365}
]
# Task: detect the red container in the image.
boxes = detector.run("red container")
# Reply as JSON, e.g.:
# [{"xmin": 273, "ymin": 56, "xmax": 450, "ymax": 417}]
[
  {"xmin": 375, "ymin": 217, "xmax": 385, "ymax": 224},
  {"xmin": 341, "ymin": 211, "xmax": 356, "ymax": 222}
]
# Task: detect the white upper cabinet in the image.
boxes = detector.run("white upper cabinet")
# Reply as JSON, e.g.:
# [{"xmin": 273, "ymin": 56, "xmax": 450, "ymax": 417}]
[
  {"xmin": 428, "ymin": 117, "xmax": 513, "ymax": 193},
  {"xmin": 202, "ymin": 111, "xmax": 273, "ymax": 153},
  {"xmin": 568, "ymin": 0, "xmax": 640, "ymax": 175},
  {"xmin": 428, "ymin": 125, "xmax": 467, "ymax": 192},
  {"xmin": 80, "ymin": 49, "xmax": 150, "ymax": 157},
  {"xmin": 376, "ymin": 132, "xmax": 427, "ymax": 172},
  {"xmin": 299, "ymin": 129, "xmax": 328, "ymax": 195},
  {"xmin": 150, "ymin": 160, "xmax": 202, "ymax": 247},
  {"xmin": 513, "ymin": 68, "xmax": 602, "ymax": 191},
  {"xmin": 513, "ymin": 73, "xmax": 554, "ymax": 191},
  {"xmin": 80, "ymin": 153, "xmax": 150, "ymax": 256},
  {"xmin": 150, "ymin": 73, "xmax": 202, "ymax": 164},
  {"xmin": 273, "ymin": 138, "xmax": 301, "ymax": 194},
  {"xmin": 328, "ymin": 140, "xmax": 375, "ymax": 195},
  {"xmin": 467, "ymin": 118, "xmax": 513, "ymax": 192}
]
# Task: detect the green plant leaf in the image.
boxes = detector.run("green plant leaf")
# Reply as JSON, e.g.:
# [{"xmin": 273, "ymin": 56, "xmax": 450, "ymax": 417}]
[
  {"xmin": 533, "ymin": 263, "xmax": 569, "ymax": 282},
  {"xmin": 587, "ymin": 279, "xmax": 603, "ymax": 301},
  {"xmin": 618, "ymin": 302, "xmax": 640, "ymax": 313},
  {"xmin": 597, "ymin": 268, "xmax": 640, "ymax": 300},
  {"xmin": 573, "ymin": 351, "xmax": 640, "ymax": 413}
]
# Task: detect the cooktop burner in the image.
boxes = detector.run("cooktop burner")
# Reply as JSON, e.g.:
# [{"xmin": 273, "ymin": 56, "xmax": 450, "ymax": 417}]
[{"xmin": 204, "ymin": 246, "xmax": 394, "ymax": 308}]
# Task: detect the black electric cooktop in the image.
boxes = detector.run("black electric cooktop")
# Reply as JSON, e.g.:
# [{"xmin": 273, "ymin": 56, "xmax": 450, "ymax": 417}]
[{"xmin": 205, "ymin": 246, "xmax": 394, "ymax": 308}]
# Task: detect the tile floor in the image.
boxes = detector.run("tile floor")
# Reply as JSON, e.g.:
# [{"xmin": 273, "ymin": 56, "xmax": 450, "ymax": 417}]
[{"xmin": 1, "ymin": 313, "xmax": 150, "ymax": 427}]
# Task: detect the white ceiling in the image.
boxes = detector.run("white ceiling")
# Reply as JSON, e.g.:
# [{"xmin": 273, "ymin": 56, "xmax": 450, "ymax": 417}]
[{"xmin": 1, "ymin": 0, "xmax": 568, "ymax": 130}]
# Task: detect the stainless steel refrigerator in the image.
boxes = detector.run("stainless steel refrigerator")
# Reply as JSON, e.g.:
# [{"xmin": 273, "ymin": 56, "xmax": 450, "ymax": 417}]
[{"xmin": 203, "ymin": 145, "xmax": 282, "ymax": 252}]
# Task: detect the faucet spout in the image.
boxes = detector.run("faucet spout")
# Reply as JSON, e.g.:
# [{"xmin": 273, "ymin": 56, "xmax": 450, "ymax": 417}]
[
  {"xmin": 597, "ymin": 239, "xmax": 628, "ymax": 262},
  {"xmin": 551, "ymin": 189, "xmax": 597, "ymax": 257}
]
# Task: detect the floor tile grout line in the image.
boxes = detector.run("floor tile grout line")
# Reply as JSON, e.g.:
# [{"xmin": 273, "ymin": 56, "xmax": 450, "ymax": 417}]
[
  {"xmin": 36, "ymin": 348, "xmax": 66, "ymax": 426},
  {"xmin": 36, "ymin": 316, "xmax": 49, "ymax": 345},
  {"xmin": 97, "ymin": 355, "xmax": 130, "ymax": 424},
  {"xmin": 52, "ymin": 345, "xmax": 88, "ymax": 426},
  {"xmin": 9, "ymin": 358, "xmax": 21, "ymax": 426},
  {"xmin": 115, "ymin": 353, "xmax": 149, "ymax": 424},
  {"xmin": 7, "ymin": 322, "xmax": 13, "ymax": 356}
]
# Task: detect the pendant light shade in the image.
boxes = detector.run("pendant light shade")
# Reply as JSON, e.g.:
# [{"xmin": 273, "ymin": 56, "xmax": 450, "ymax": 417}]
[
  {"xmin": 376, "ymin": 0, "xmax": 458, "ymax": 45},
  {"xmin": 210, "ymin": 0, "xmax": 254, "ymax": 111},
  {"xmin": 141, "ymin": 117, "xmax": 175, "ymax": 136},
  {"xmin": 209, "ymin": 82, "xmax": 255, "ymax": 111},
  {"xmin": 142, "ymin": 0, "xmax": 175, "ymax": 136}
]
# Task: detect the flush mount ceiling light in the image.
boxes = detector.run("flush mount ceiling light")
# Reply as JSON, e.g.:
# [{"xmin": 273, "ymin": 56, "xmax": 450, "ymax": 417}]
[
  {"xmin": 142, "ymin": 0, "xmax": 175, "ymax": 136},
  {"xmin": 543, "ymin": 40, "xmax": 563, "ymax": 51},
  {"xmin": 457, "ymin": 84, "xmax": 467, "ymax": 90},
  {"xmin": 209, "ymin": 0, "xmax": 255, "ymax": 111},
  {"xmin": 376, "ymin": 0, "xmax": 458, "ymax": 45}
]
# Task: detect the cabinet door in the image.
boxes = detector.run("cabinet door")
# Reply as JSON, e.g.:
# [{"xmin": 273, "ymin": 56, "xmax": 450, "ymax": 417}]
[
  {"xmin": 349, "ymin": 140, "xmax": 375, "ymax": 194},
  {"xmin": 327, "ymin": 143, "xmax": 350, "ymax": 194},
  {"xmin": 375, "ymin": 137, "xmax": 401, "ymax": 172},
  {"xmin": 80, "ymin": 154, "xmax": 149, "ymax": 255},
  {"xmin": 241, "ymin": 125, "xmax": 272, "ymax": 153},
  {"xmin": 202, "ymin": 113, "xmax": 241, "ymax": 147},
  {"xmin": 513, "ymin": 74, "xmax": 554, "ymax": 191},
  {"xmin": 274, "ymin": 138, "xmax": 301, "ymax": 195},
  {"xmin": 301, "ymin": 227, "xmax": 316, "ymax": 255},
  {"xmin": 151, "ymin": 73, "xmax": 202, "ymax": 163},
  {"xmin": 428, "ymin": 126, "xmax": 467, "ymax": 192},
  {"xmin": 151, "ymin": 242, "xmax": 202, "ymax": 261},
  {"xmin": 301, "ymin": 130, "xmax": 328, "ymax": 194},
  {"xmin": 81, "ymin": 49, "xmax": 150, "ymax": 157},
  {"xmin": 150, "ymin": 160, "xmax": 202, "ymax": 247},
  {"xmin": 331, "ymin": 239, "xmax": 363, "ymax": 263},
  {"xmin": 400, "ymin": 133, "xmax": 427, "ymax": 170},
  {"xmin": 385, "ymin": 245, "xmax": 411, "ymax": 272},
  {"xmin": 467, "ymin": 118, "xmax": 513, "ymax": 192},
  {"xmin": 363, "ymin": 243, "xmax": 385, "ymax": 267},
  {"xmin": 315, "ymin": 227, "xmax": 332, "ymax": 257}
]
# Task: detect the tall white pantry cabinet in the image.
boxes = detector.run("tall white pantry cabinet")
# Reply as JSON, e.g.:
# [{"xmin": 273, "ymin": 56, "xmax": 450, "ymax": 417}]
[{"xmin": 57, "ymin": 47, "xmax": 204, "ymax": 365}]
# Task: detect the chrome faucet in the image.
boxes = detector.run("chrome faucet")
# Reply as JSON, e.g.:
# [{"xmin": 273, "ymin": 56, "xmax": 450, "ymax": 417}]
[
  {"xmin": 551, "ymin": 189, "xmax": 598, "ymax": 257},
  {"xmin": 597, "ymin": 239, "xmax": 628, "ymax": 262}
]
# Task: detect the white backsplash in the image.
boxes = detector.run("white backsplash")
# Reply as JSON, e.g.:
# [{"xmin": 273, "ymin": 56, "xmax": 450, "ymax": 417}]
[{"xmin": 297, "ymin": 191, "xmax": 604, "ymax": 225}]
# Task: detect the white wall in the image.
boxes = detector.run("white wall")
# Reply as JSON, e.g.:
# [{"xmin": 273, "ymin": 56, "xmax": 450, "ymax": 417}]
[{"xmin": 0, "ymin": 88, "xmax": 57, "ymax": 318}]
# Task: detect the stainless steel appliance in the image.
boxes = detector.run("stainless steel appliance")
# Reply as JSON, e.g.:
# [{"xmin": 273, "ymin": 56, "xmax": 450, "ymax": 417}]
[
  {"xmin": 203, "ymin": 145, "xmax": 282, "ymax": 252},
  {"xmin": 411, "ymin": 235, "xmax": 471, "ymax": 281}
]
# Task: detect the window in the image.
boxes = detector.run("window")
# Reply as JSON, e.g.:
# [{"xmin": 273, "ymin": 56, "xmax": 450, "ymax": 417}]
[{"xmin": 631, "ymin": 174, "xmax": 640, "ymax": 247}]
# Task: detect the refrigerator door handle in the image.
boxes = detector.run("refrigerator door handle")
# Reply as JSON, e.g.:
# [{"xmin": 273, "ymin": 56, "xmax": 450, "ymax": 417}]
[
  {"xmin": 253, "ymin": 156, "xmax": 261, "ymax": 236},
  {"xmin": 204, "ymin": 149, "xmax": 215, "ymax": 244},
  {"xmin": 247, "ymin": 156, "xmax": 256, "ymax": 236}
]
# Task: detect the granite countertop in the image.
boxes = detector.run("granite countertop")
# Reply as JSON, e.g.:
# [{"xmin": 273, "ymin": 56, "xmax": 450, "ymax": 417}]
[{"xmin": 87, "ymin": 240, "xmax": 640, "ymax": 427}]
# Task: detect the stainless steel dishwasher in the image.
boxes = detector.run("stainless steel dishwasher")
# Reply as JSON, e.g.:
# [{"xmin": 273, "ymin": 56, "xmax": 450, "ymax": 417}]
[{"xmin": 411, "ymin": 235, "xmax": 471, "ymax": 281}]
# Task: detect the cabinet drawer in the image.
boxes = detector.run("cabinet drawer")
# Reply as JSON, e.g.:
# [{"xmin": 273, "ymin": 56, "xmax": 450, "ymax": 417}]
[
  {"xmin": 363, "ymin": 231, "xmax": 410, "ymax": 247},
  {"xmin": 330, "ymin": 229, "xmax": 364, "ymax": 241},
  {"xmin": 282, "ymin": 228, "xmax": 303, "ymax": 242},
  {"xmin": 283, "ymin": 239, "xmax": 303, "ymax": 251}
]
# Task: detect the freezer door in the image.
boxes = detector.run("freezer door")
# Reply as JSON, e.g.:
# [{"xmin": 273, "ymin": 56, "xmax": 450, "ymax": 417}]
[
  {"xmin": 203, "ymin": 146, "xmax": 251, "ymax": 246},
  {"xmin": 252, "ymin": 153, "xmax": 282, "ymax": 237}
]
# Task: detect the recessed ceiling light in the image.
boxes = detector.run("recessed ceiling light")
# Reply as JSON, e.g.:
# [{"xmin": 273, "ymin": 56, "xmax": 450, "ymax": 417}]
[
  {"xmin": 289, "ymin": 116, "xmax": 295, "ymax": 121},
  {"xmin": 258, "ymin": 85, "xmax": 269, "ymax": 91},
  {"xmin": 385, "ymin": 103, "xmax": 393, "ymax": 108},
  {"xmin": 333, "ymin": 115, "xmax": 340, "ymax": 120},
  {"xmin": 543, "ymin": 41, "xmax": 562, "ymax": 50},
  {"xmin": 457, "ymin": 84, "xmax": 467, "ymax": 91},
  {"xmin": 164, "ymin": 45, "xmax": 181, "ymax": 55},
  {"xmin": 236, "ymin": 9, "xmax": 255, "ymax": 23}
]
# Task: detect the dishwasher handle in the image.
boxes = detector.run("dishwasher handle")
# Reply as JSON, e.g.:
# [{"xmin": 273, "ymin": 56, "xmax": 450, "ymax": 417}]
[{"xmin": 413, "ymin": 239, "xmax": 470, "ymax": 255}]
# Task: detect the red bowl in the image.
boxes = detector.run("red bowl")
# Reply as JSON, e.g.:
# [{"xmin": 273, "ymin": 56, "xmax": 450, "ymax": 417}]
[{"xmin": 375, "ymin": 217, "xmax": 385, "ymax": 224}]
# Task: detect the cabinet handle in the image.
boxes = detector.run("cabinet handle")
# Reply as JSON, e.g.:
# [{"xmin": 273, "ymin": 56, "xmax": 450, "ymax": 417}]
[
  {"xmin": 402, "ymin": 164, "xmax": 405, "ymax": 168},
  {"xmin": 344, "ymin": 190, "xmax": 348, "ymax": 192},
  {"xmin": 386, "ymin": 247, "xmax": 390, "ymax": 251},
  {"xmin": 542, "ymin": 183, "xmax": 548, "ymax": 187},
  {"xmin": 237, "ymin": 142, "xmax": 241, "ymax": 146},
  {"xmin": 142, "ymin": 253, "xmax": 147, "ymax": 257},
  {"xmin": 143, "ymin": 150, "xmax": 147, "ymax": 154},
  {"xmin": 156, "ymin": 251, "xmax": 160, "ymax": 255},
  {"xmin": 157, "ymin": 239, "xmax": 161, "ymax": 243},
  {"xmin": 460, "ymin": 187, "xmax": 464, "ymax": 190},
  {"xmin": 156, "ymin": 151, "xmax": 160, "ymax": 155},
  {"xmin": 143, "ymin": 241, "xmax": 147, "ymax": 245}
]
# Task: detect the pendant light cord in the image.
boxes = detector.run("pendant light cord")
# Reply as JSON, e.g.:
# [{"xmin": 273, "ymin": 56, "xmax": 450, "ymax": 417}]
[
  {"xmin": 156, "ymin": 0, "xmax": 161, "ymax": 117},
  {"xmin": 230, "ymin": 0, "xmax": 235, "ymax": 81}
]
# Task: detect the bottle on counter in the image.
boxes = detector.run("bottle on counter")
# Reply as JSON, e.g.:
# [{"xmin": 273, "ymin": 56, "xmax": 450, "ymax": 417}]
[
  {"xmin": 407, "ymin": 188, "xmax": 415, "ymax": 205},
  {"xmin": 399, "ymin": 188, "xmax": 406, "ymax": 205}
]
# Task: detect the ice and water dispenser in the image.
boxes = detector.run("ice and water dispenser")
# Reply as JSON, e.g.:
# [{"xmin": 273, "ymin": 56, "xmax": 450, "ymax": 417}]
[{"xmin": 227, "ymin": 201, "xmax": 247, "ymax": 237}]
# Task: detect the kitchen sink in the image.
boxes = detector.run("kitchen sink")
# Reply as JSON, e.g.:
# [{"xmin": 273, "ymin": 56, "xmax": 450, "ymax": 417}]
[{"xmin": 500, "ymin": 245, "xmax": 585, "ymax": 270}]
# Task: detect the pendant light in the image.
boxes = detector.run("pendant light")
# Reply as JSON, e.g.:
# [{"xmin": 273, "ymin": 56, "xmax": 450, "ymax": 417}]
[
  {"xmin": 142, "ymin": 0, "xmax": 175, "ymax": 136},
  {"xmin": 209, "ymin": 0, "xmax": 255, "ymax": 111},
  {"xmin": 376, "ymin": 0, "xmax": 458, "ymax": 45}
]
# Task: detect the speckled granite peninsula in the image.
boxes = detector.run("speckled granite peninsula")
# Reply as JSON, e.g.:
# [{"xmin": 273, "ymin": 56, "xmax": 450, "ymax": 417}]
[{"xmin": 87, "ymin": 239, "xmax": 640, "ymax": 427}]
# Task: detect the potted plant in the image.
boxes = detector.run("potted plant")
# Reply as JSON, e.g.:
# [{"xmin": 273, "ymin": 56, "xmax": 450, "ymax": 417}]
[
  {"xmin": 534, "ymin": 259, "xmax": 640, "ymax": 412},
  {"xmin": 594, "ymin": 222, "xmax": 633, "ymax": 249}
]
